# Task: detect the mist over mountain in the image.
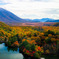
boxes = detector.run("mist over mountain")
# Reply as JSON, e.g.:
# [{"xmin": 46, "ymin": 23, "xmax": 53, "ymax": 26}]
[
  {"xmin": 24, "ymin": 19, "xmax": 40, "ymax": 22},
  {"xmin": 25, "ymin": 18, "xmax": 59, "ymax": 22},
  {"xmin": 40, "ymin": 18, "xmax": 54, "ymax": 22},
  {"xmin": 46, "ymin": 20, "xmax": 59, "ymax": 22}
]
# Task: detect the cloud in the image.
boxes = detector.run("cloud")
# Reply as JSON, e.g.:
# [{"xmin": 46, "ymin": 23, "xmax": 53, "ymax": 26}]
[
  {"xmin": 0, "ymin": 0, "xmax": 59, "ymax": 3},
  {"xmin": 33, "ymin": 0, "xmax": 59, "ymax": 2},
  {"xmin": 0, "ymin": 0, "xmax": 59, "ymax": 19}
]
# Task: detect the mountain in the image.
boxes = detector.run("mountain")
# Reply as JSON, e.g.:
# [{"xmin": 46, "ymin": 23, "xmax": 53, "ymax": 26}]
[
  {"xmin": 0, "ymin": 8, "xmax": 59, "ymax": 23},
  {"xmin": 27, "ymin": 18, "xmax": 58, "ymax": 22},
  {"xmin": 46, "ymin": 20, "xmax": 59, "ymax": 22},
  {"xmin": 32, "ymin": 18, "xmax": 57, "ymax": 22},
  {"xmin": 24, "ymin": 18, "xmax": 49, "ymax": 22},
  {"xmin": 24, "ymin": 19, "xmax": 40, "ymax": 22},
  {"xmin": 24, "ymin": 19, "xmax": 32, "ymax": 22},
  {"xmin": 0, "ymin": 8, "xmax": 27, "ymax": 23},
  {"xmin": 32, "ymin": 19, "xmax": 40, "ymax": 22},
  {"xmin": 40, "ymin": 18, "xmax": 54, "ymax": 22}
]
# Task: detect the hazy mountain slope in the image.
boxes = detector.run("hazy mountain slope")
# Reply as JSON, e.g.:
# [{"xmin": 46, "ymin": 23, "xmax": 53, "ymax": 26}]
[
  {"xmin": 32, "ymin": 18, "xmax": 59, "ymax": 22},
  {"xmin": 46, "ymin": 20, "xmax": 59, "ymax": 22},
  {"xmin": 0, "ymin": 8, "xmax": 27, "ymax": 23},
  {"xmin": 25, "ymin": 18, "xmax": 59, "ymax": 22}
]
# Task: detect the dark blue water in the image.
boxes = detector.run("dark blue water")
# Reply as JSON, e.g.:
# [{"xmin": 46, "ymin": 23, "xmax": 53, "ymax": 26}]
[{"xmin": 0, "ymin": 43, "xmax": 59, "ymax": 59}]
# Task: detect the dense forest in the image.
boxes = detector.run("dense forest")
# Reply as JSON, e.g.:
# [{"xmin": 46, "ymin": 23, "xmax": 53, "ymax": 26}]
[{"xmin": 0, "ymin": 21, "xmax": 59, "ymax": 59}]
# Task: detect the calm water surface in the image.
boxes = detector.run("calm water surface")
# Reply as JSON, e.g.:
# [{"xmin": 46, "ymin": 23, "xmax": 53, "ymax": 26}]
[
  {"xmin": 0, "ymin": 43, "xmax": 23, "ymax": 59},
  {"xmin": 0, "ymin": 43, "xmax": 59, "ymax": 59}
]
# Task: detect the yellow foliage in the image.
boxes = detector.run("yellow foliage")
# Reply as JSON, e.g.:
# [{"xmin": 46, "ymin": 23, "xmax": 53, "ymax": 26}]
[
  {"xmin": 51, "ymin": 38, "xmax": 56, "ymax": 42},
  {"xmin": 45, "ymin": 37, "xmax": 48, "ymax": 40},
  {"xmin": 45, "ymin": 50, "xmax": 50, "ymax": 53}
]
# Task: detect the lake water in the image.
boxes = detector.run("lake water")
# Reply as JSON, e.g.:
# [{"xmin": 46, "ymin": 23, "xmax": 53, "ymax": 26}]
[{"xmin": 0, "ymin": 43, "xmax": 59, "ymax": 59}]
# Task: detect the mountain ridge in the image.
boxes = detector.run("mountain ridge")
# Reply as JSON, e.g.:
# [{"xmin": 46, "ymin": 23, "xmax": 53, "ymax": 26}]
[
  {"xmin": 24, "ymin": 18, "xmax": 59, "ymax": 22},
  {"xmin": 0, "ymin": 8, "xmax": 27, "ymax": 23}
]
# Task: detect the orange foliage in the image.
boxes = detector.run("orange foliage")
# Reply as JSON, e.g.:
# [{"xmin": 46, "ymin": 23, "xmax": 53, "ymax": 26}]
[
  {"xmin": 22, "ymin": 39, "xmax": 26, "ymax": 42},
  {"xmin": 12, "ymin": 41, "xmax": 19, "ymax": 46}
]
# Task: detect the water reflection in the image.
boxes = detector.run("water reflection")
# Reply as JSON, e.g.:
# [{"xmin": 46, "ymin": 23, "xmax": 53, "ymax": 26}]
[
  {"xmin": 0, "ymin": 43, "xmax": 23, "ymax": 59},
  {"xmin": 0, "ymin": 43, "xmax": 59, "ymax": 59},
  {"xmin": 7, "ymin": 47, "xmax": 18, "ymax": 52}
]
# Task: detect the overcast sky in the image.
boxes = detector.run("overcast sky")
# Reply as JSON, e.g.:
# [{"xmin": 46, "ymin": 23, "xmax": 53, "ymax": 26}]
[{"xmin": 0, "ymin": 0, "xmax": 59, "ymax": 19}]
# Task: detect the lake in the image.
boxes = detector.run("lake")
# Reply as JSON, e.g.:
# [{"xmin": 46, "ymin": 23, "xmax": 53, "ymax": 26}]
[{"xmin": 0, "ymin": 43, "xmax": 59, "ymax": 59}]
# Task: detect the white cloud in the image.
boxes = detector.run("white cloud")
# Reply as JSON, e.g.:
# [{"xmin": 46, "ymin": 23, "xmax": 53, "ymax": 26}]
[
  {"xmin": 0, "ymin": 0, "xmax": 59, "ymax": 3},
  {"xmin": 0, "ymin": 0, "xmax": 59, "ymax": 19}
]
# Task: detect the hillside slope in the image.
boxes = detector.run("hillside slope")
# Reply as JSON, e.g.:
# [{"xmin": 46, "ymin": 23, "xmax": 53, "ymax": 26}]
[
  {"xmin": 0, "ymin": 8, "xmax": 27, "ymax": 23},
  {"xmin": 0, "ymin": 21, "xmax": 12, "ymax": 32}
]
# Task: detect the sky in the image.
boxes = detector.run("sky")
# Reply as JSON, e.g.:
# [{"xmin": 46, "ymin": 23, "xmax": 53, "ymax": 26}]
[{"xmin": 0, "ymin": 0, "xmax": 59, "ymax": 19}]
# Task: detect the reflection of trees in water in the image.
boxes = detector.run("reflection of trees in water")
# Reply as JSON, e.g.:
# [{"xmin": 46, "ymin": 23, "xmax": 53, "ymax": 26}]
[
  {"xmin": 23, "ymin": 56, "xmax": 37, "ymax": 59},
  {"xmin": 23, "ymin": 56, "xmax": 32, "ymax": 59},
  {"xmin": 4, "ymin": 43, "xmax": 18, "ymax": 52},
  {"xmin": 7, "ymin": 47, "xmax": 18, "ymax": 52},
  {"xmin": 0, "ymin": 43, "xmax": 2, "ymax": 44}
]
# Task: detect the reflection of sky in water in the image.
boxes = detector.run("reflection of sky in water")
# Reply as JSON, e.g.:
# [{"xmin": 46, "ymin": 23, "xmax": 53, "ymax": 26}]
[
  {"xmin": 0, "ymin": 43, "xmax": 23, "ymax": 59},
  {"xmin": 0, "ymin": 43, "xmax": 58, "ymax": 59},
  {"xmin": 0, "ymin": 43, "xmax": 5, "ymax": 49}
]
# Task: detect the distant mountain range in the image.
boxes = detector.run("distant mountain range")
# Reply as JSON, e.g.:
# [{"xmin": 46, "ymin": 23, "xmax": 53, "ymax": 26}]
[
  {"xmin": 25, "ymin": 18, "xmax": 59, "ymax": 22},
  {"xmin": 0, "ymin": 8, "xmax": 59, "ymax": 23},
  {"xmin": 46, "ymin": 20, "xmax": 59, "ymax": 22}
]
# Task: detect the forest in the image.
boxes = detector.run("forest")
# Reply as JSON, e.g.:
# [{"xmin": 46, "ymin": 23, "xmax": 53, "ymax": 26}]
[{"xmin": 0, "ymin": 22, "xmax": 59, "ymax": 59}]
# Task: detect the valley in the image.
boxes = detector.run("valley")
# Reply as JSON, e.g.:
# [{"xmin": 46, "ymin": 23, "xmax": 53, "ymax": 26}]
[{"xmin": 0, "ymin": 8, "xmax": 59, "ymax": 59}]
